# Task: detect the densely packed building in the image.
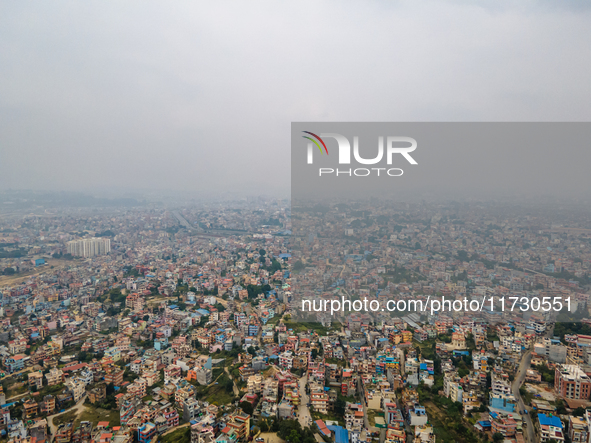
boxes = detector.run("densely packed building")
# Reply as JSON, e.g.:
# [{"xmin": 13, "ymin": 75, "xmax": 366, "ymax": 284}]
[{"xmin": 1, "ymin": 198, "xmax": 591, "ymax": 443}]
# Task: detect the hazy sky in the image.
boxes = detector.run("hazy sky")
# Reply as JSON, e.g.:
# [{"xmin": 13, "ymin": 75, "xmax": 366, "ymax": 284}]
[{"xmin": 1, "ymin": 1, "xmax": 590, "ymax": 198}]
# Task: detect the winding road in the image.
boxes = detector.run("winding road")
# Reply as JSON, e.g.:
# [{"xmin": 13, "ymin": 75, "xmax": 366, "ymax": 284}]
[
  {"xmin": 46, "ymin": 394, "xmax": 88, "ymax": 442},
  {"xmin": 512, "ymin": 350, "xmax": 534, "ymax": 443},
  {"xmin": 297, "ymin": 374, "xmax": 312, "ymax": 428}
]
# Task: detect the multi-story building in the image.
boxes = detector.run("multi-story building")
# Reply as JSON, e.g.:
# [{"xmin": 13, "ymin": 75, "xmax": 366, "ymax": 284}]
[
  {"xmin": 126, "ymin": 294, "xmax": 145, "ymax": 312},
  {"xmin": 88, "ymin": 384, "xmax": 107, "ymax": 404},
  {"xmin": 310, "ymin": 389, "xmax": 329, "ymax": 415},
  {"xmin": 225, "ymin": 409, "xmax": 250, "ymax": 441},
  {"xmin": 491, "ymin": 373, "xmax": 512, "ymax": 396},
  {"xmin": 66, "ymin": 238, "xmax": 111, "ymax": 257},
  {"xmin": 23, "ymin": 399, "xmax": 38, "ymax": 418},
  {"xmin": 262, "ymin": 379, "xmax": 278, "ymax": 401},
  {"xmin": 40, "ymin": 395, "xmax": 56, "ymax": 414},
  {"xmin": 537, "ymin": 414, "xmax": 565, "ymax": 442},
  {"xmin": 120, "ymin": 398, "xmax": 138, "ymax": 425},
  {"xmin": 163, "ymin": 408, "xmax": 179, "ymax": 428},
  {"xmin": 183, "ymin": 398, "xmax": 201, "ymax": 422},
  {"xmin": 534, "ymin": 339, "xmax": 567, "ymax": 364},
  {"xmin": 66, "ymin": 379, "xmax": 86, "ymax": 402},
  {"xmin": 127, "ymin": 378, "xmax": 147, "ymax": 398},
  {"xmin": 56, "ymin": 423, "xmax": 73, "ymax": 443},
  {"xmin": 164, "ymin": 364, "xmax": 181, "ymax": 382},
  {"xmin": 346, "ymin": 403, "xmax": 365, "ymax": 432},
  {"xmin": 278, "ymin": 351, "xmax": 293, "ymax": 369},
  {"xmin": 191, "ymin": 426, "xmax": 214, "ymax": 443},
  {"xmin": 28, "ymin": 371, "xmax": 43, "ymax": 390},
  {"xmin": 4, "ymin": 354, "xmax": 26, "ymax": 373},
  {"xmin": 568, "ymin": 415, "xmax": 588, "ymax": 443},
  {"xmin": 104, "ymin": 366, "xmax": 124, "ymax": 386},
  {"xmin": 490, "ymin": 413, "xmax": 517, "ymax": 437},
  {"xmin": 144, "ymin": 370, "xmax": 160, "ymax": 386},
  {"xmin": 247, "ymin": 375, "xmax": 262, "ymax": 395},
  {"xmin": 45, "ymin": 367, "xmax": 64, "ymax": 386},
  {"xmin": 407, "ymin": 404, "xmax": 429, "ymax": 427},
  {"xmin": 137, "ymin": 422, "xmax": 156, "ymax": 443},
  {"xmin": 555, "ymin": 365, "xmax": 591, "ymax": 400}
]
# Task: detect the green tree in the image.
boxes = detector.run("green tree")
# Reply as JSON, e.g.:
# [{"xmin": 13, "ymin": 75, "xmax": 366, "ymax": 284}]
[
  {"xmin": 293, "ymin": 260, "xmax": 304, "ymax": 271},
  {"xmin": 288, "ymin": 430, "xmax": 300, "ymax": 443},
  {"xmin": 240, "ymin": 401, "xmax": 254, "ymax": 415},
  {"xmin": 573, "ymin": 406, "xmax": 586, "ymax": 417}
]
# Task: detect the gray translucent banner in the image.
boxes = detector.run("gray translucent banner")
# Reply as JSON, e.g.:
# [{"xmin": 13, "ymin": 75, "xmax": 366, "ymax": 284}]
[{"xmin": 290, "ymin": 123, "xmax": 591, "ymax": 337}]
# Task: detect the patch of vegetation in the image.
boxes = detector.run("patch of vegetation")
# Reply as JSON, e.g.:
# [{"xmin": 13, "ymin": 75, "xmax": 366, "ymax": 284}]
[
  {"xmin": 37, "ymin": 383, "xmax": 66, "ymax": 398},
  {"xmin": 534, "ymin": 364, "xmax": 555, "ymax": 385},
  {"xmin": 161, "ymin": 426, "xmax": 190, "ymax": 443},
  {"xmin": 76, "ymin": 405, "xmax": 121, "ymax": 427},
  {"xmin": 194, "ymin": 372, "xmax": 234, "ymax": 406},
  {"xmin": 520, "ymin": 386, "xmax": 533, "ymax": 405},
  {"xmin": 53, "ymin": 410, "xmax": 79, "ymax": 427},
  {"xmin": 283, "ymin": 321, "xmax": 339, "ymax": 336}
]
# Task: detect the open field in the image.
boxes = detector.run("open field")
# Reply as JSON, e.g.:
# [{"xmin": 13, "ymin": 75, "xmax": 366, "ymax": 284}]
[
  {"xmin": 78, "ymin": 406, "xmax": 121, "ymax": 427},
  {"xmin": 424, "ymin": 401, "xmax": 467, "ymax": 443},
  {"xmin": 283, "ymin": 321, "xmax": 341, "ymax": 336},
  {"xmin": 0, "ymin": 258, "xmax": 77, "ymax": 286},
  {"xmin": 259, "ymin": 433, "xmax": 287, "ymax": 443},
  {"xmin": 161, "ymin": 425, "xmax": 190, "ymax": 443},
  {"xmin": 53, "ymin": 404, "xmax": 121, "ymax": 428},
  {"xmin": 53, "ymin": 410, "xmax": 79, "ymax": 427}
]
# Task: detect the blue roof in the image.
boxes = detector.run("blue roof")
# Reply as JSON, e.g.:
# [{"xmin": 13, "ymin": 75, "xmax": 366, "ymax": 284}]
[
  {"xmin": 538, "ymin": 414, "xmax": 563, "ymax": 428},
  {"xmin": 327, "ymin": 425, "xmax": 348, "ymax": 443},
  {"xmin": 477, "ymin": 421, "xmax": 491, "ymax": 428}
]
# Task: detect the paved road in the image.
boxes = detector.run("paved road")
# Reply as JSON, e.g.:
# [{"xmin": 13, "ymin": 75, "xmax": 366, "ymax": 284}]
[
  {"xmin": 172, "ymin": 211, "xmax": 204, "ymax": 233},
  {"xmin": 47, "ymin": 394, "xmax": 88, "ymax": 442},
  {"xmin": 512, "ymin": 350, "xmax": 534, "ymax": 443},
  {"xmin": 297, "ymin": 374, "xmax": 312, "ymax": 428},
  {"xmin": 3, "ymin": 364, "xmax": 43, "ymax": 379},
  {"xmin": 511, "ymin": 324, "xmax": 554, "ymax": 443},
  {"xmin": 356, "ymin": 376, "xmax": 370, "ymax": 430},
  {"xmin": 224, "ymin": 367, "xmax": 240, "ymax": 396}
]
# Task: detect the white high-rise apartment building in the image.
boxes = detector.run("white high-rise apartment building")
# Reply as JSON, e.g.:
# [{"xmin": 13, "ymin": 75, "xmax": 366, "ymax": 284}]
[{"xmin": 66, "ymin": 238, "xmax": 111, "ymax": 257}]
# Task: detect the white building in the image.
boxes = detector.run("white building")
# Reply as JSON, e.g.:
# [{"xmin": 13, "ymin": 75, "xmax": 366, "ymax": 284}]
[{"xmin": 66, "ymin": 238, "xmax": 111, "ymax": 257}]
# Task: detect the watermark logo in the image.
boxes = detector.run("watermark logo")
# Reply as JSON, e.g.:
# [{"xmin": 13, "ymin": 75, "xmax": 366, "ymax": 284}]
[
  {"xmin": 303, "ymin": 131, "xmax": 418, "ymax": 177},
  {"xmin": 302, "ymin": 131, "xmax": 328, "ymax": 157}
]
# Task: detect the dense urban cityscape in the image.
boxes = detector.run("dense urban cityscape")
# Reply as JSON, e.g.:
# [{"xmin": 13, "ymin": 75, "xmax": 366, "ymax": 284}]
[
  {"xmin": 0, "ymin": 195, "xmax": 590, "ymax": 443},
  {"xmin": 2, "ymin": 1, "xmax": 590, "ymax": 443}
]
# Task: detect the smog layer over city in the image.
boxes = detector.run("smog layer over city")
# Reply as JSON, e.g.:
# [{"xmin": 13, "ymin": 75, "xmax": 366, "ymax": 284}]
[{"xmin": 1, "ymin": 2, "xmax": 591, "ymax": 443}]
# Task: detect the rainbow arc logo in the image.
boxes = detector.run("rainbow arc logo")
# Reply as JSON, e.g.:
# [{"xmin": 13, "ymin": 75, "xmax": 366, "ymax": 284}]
[{"xmin": 302, "ymin": 131, "xmax": 328, "ymax": 155}]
